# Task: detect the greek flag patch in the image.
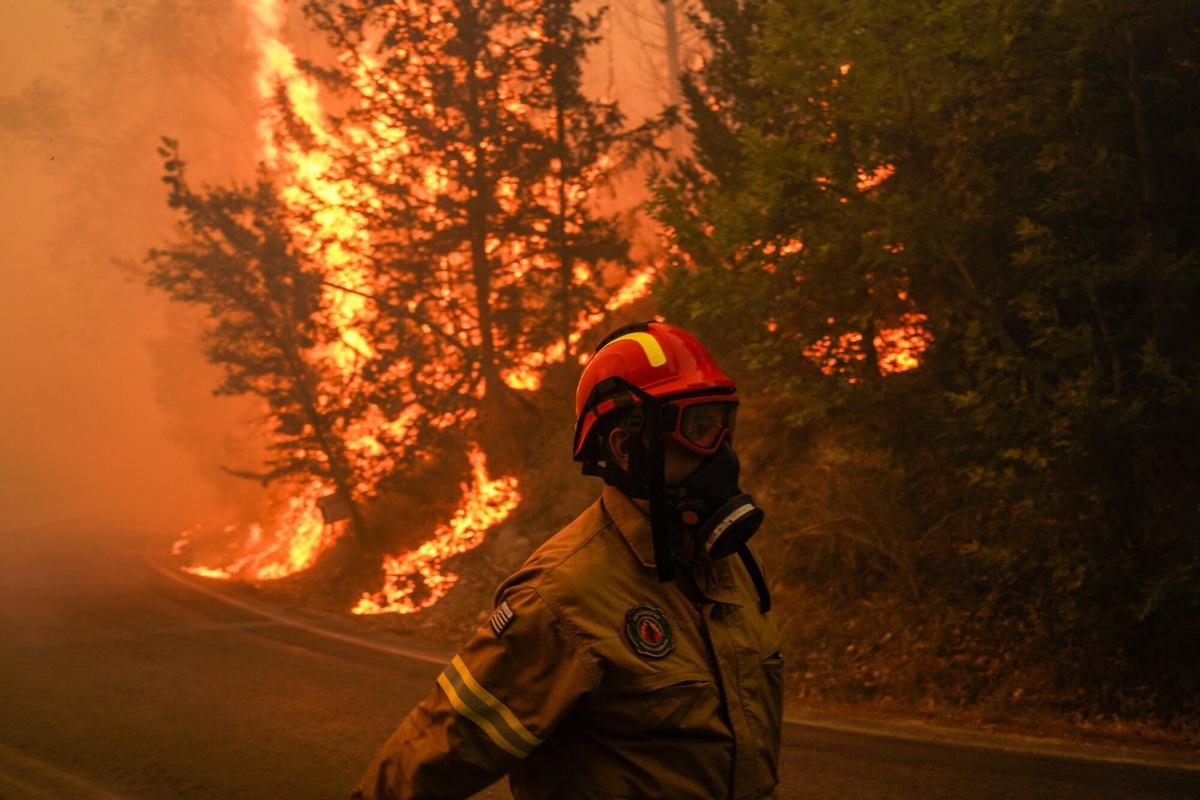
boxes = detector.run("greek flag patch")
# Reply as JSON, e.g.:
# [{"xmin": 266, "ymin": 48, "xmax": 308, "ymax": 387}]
[{"xmin": 489, "ymin": 601, "xmax": 515, "ymax": 637}]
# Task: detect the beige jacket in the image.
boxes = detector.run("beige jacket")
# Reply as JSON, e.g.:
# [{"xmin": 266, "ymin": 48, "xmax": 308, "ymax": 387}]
[{"xmin": 352, "ymin": 483, "xmax": 783, "ymax": 799}]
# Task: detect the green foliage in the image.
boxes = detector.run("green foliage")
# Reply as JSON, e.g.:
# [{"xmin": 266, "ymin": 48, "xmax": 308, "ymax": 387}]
[{"xmin": 652, "ymin": 0, "xmax": 1200, "ymax": 716}]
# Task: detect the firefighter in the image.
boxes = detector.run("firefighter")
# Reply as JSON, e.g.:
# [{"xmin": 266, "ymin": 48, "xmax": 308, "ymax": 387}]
[{"xmin": 352, "ymin": 320, "xmax": 783, "ymax": 800}]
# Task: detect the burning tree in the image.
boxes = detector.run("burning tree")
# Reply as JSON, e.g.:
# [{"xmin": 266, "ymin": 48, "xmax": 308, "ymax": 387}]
[
  {"xmin": 150, "ymin": 0, "xmax": 664, "ymax": 590},
  {"xmin": 146, "ymin": 140, "xmax": 367, "ymax": 540},
  {"xmin": 254, "ymin": 0, "xmax": 666, "ymax": 610},
  {"xmin": 300, "ymin": 0, "xmax": 661, "ymax": 396}
]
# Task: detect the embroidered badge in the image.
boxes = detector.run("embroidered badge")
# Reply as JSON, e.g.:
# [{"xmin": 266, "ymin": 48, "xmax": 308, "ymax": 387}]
[
  {"xmin": 624, "ymin": 605, "xmax": 674, "ymax": 658},
  {"xmin": 489, "ymin": 601, "xmax": 515, "ymax": 637}
]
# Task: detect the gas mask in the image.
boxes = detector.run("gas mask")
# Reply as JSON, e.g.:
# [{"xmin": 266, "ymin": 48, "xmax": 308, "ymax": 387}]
[
  {"xmin": 665, "ymin": 440, "xmax": 764, "ymax": 560},
  {"xmin": 607, "ymin": 396, "xmax": 765, "ymax": 580},
  {"xmin": 584, "ymin": 388, "xmax": 773, "ymax": 611}
]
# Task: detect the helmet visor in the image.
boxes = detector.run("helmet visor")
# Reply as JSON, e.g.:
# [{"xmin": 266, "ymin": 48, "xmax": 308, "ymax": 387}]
[{"xmin": 679, "ymin": 401, "xmax": 737, "ymax": 451}]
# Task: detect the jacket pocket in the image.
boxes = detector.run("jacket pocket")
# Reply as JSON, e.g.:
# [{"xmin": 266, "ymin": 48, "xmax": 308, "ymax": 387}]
[
  {"xmin": 596, "ymin": 670, "xmax": 720, "ymax": 732},
  {"xmin": 639, "ymin": 678, "xmax": 713, "ymax": 698},
  {"xmin": 748, "ymin": 650, "xmax": 784, "ymax": 794},
  {"xmin": 640, "ymin": 677, "xmax": 721, "ymax": 733}
]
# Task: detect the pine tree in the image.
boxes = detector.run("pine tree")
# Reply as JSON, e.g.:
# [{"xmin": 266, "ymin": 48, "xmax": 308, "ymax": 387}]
[{"xmin": 146, "ymin": 139, "xmax": 367, "ymax": 538}]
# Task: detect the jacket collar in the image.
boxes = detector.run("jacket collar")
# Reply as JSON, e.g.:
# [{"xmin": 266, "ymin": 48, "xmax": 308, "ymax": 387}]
[
  {"xmin": 600, "ymin": 484, "xmax": 744, "ymax": 607},
  {"xmin": 601, "ymin": 483, "xmax": 656, "ymax": 567}
]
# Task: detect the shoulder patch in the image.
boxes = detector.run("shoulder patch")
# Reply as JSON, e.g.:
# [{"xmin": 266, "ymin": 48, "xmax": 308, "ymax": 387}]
[
  {"xmin": 624, "ymin": 605, "xmax": 674, "ymax": 658},
  {"xmin": 489, "ymin": 600, "xmax": 516, "ymax": 637}
]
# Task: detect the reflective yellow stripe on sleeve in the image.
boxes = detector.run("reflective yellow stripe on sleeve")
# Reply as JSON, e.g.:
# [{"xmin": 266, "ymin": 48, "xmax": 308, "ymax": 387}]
[{"xmin": 436, "ymin": 655, "xmax": 543, "ymax": 758}]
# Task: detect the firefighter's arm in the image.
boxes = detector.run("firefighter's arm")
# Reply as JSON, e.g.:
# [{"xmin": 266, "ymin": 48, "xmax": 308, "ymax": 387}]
[{"xmin": 351, "ymin": 584, "xmax": 598, "ymax": 800}]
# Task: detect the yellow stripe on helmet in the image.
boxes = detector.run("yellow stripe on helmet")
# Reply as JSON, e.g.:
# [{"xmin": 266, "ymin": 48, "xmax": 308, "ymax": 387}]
[{"xmin": 607, "ymin": 331, "xmax": 667, "ymax": 367}]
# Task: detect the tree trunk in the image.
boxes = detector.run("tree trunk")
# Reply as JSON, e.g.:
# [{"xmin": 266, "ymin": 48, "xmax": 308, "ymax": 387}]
[
  {"xmin": 250, "ymin": 255, "xmax": 370, "ymax": 544},
  {"xmin": 462, "ymin": 4, "xmax": 500, "ymax": 394},
  {"xmin": 661, "ymin": 0, "xmax": 685, "ymax": 154},
  {"xmin": 550, "ymin": 13, "xmax": 575, "ymax": 356},
  {"xmin": 1124, "ymin": 30, "xmax": 1166, "ymax": 351},
  {"xmin": 278, "ymin": 340, "xmax": 368, "ymax": 542}
]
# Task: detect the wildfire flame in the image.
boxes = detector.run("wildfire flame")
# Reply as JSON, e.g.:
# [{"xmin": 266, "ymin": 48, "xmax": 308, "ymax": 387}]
[
  {"xmin": 758, "ymin": 162, "xmax": 928, "ymax": 376},
  {"xmin": 174, "ymin": 0, "xmax": 412, "ymax": 581},
  {"xmin": 856, "ymin": 163, "xmax": 895, "ymax": 192},
  {"xmin": 500, "ymin": 261, "xmax": 661, "ymax": 390},
  {"xmin": 874, "ymin": 312, "xmax": 931, "ymax": 373},
  {"xmin": 179, "ymin": 480, "xmax": 346, "ymax": 581},
  {"xmin": 802, "ymin": 308, "xmax": 932, "ymax": 378},
  {"xmin": 353, "ymin": 442, "xmax": 521, "ymax": 615},
  {"xmin": 170, "ymin": 1, "xmax": 354, "ymax": 581}
]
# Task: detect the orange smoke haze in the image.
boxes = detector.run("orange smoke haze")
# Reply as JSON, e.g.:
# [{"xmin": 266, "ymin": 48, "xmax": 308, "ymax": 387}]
[{"xmin": 0, "ymin": 2, "xmax": 272, "ymax": 535}]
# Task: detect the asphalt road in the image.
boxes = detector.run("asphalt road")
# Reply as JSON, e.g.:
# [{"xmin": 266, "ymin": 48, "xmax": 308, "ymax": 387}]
[{"xmin": 1, "ymin": 523, "xmax": 1197, "ymax": 800}]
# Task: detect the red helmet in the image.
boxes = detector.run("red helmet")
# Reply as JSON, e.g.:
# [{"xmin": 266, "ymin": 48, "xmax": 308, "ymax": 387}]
[
  {"xmin": 573, "ymin": 321, "xmax": 739, "ymax": 464},
  {"xmin": 573, "ymin": 321, "xmax": 767, "ymax": 600}
]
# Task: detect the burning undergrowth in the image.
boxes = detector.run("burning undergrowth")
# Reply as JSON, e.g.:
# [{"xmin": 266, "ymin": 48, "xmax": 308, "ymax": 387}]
[{"xmin": 187, "ymin": 364, "xmax": 601, "ymax": 649}]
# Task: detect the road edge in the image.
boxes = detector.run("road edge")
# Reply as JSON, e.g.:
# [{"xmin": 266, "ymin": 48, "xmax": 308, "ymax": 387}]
[
  {"xmin": 146, "ymin": 548, "xmax": 448, "ymax": 666},
  {"xmin": 145, "ymin": 544, "xmax": 1200, "ymax": 775}
]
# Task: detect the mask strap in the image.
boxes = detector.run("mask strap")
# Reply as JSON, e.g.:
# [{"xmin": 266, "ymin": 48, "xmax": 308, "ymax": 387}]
[
  {"xmin": 644, "ymin": 401, "xmax": 675, "ymax": 583},
  {"xmin": 736, "ymin": 544, "xmax": 772, "ymax": 613}
]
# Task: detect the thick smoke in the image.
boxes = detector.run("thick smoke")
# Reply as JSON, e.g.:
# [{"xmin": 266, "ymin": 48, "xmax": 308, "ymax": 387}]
[{"xmin": 0, "ymin": 1, "xmax": 269, "ymax": 536}]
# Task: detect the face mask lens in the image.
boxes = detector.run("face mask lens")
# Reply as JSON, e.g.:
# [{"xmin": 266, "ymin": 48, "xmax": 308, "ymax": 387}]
[{"xmin": 680, "ymin": 402, "xmax": 736, "ymax": 450}]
